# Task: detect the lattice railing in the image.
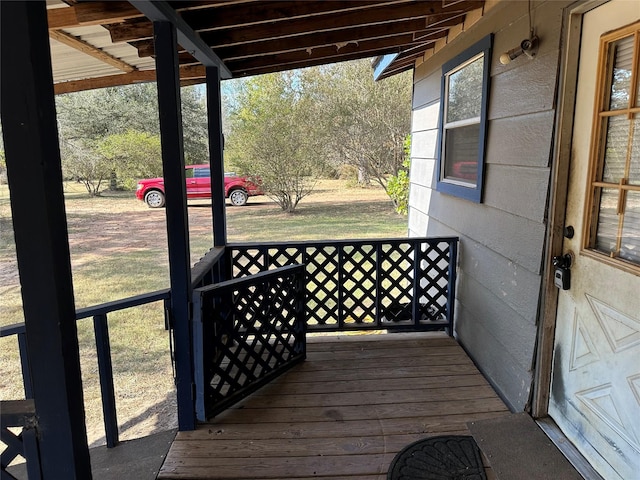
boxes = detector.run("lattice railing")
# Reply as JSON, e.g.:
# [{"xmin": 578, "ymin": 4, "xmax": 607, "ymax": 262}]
[
  {"xmin": 193, "ymin": 265, "xmax": 306, "ymax": 420},
  {"xmin": 227, "ymin": 237, "xmax": 458, "ymax": 333},
  {"xmin": 1, "ymin": 400, "xmax": 41, "ymax": 480}
]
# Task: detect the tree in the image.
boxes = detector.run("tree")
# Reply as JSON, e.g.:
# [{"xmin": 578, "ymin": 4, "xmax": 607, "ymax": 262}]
[
  {"xmin": 316, "ymin": 60, "xmax": 412, "ymax": 190},
  {"xmin": 59, "ymin": 140, "xmax": 111, "ymax": 196},
  {"xmin": 96, "ymin": 131, "xmax": 163, "ymax": 190},
  {"xmin": 226, "ymin": 71, "xmax": 326, "ymax": 213},
  {"xmin": 386, "ymin": 135, "xmax": 411, "ymax": 215},
  {"xmin": 55, "ymin": 84, "xmax": 208, "ymax": 194}
]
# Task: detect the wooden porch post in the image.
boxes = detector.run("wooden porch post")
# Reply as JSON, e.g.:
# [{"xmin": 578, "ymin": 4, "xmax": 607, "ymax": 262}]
[
  {"xmin": 206, "ymin": 66, "xmax": 227, "ymax": 247},
  {"xmin": 0, "ymin": 1, "xmax": 92, "ymax": 477},
  {"xmin": 153, "ymin": 21, "xmax": 196, "ymax": 430}
]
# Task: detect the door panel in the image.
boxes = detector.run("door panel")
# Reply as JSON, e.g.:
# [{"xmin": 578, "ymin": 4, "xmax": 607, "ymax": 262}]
[{"xmin": 549, "ymin": 2, "xmax": 640, "ymax": 479}]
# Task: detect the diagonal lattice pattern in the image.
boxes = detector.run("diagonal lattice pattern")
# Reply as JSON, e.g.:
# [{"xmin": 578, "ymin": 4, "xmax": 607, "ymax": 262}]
[
  {"xmin": 193, "ymin": 265, "xmax": 306, "ymax": 419},
  {"xmin": 228, "ymin": 238, "xmax": 456, "ymax": 332},
  {"xmin": 1, "ymin": 427, "xmax": 24, "ymax": 479},
  {"xmin": 1, "ymin": 400, "xmax": 39, "ymax": 480}
]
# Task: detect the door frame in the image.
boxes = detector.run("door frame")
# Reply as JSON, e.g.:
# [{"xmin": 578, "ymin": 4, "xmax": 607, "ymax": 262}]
[{"xmin": 532, "ymin": 0, "xmax": 614, "ymax": 477}]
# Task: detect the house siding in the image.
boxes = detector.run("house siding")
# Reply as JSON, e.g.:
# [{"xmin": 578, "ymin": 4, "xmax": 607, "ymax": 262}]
[{"xmin": 408, "ymin": 1, "xmax": 569, "ymax": 410}]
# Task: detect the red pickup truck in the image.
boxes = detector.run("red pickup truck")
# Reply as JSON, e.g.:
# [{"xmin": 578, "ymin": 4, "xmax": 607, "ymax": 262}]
[{"xmin": 136, "ymin": 164, "xmax": 262, "ymax": 208}]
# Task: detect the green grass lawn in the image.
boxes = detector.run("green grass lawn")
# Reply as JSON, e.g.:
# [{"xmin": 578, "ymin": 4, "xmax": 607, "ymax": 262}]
[{"xmin": 0, "ymin": 178, "xmax": 407, "ymax": 445}]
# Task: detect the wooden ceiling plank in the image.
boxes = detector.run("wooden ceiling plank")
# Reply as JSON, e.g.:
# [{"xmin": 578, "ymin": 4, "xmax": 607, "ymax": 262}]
[
  {"xmin": 73, "ymin": 2, "xmax": 144, "ymax": 24},
  {"xmin": 214, "ymin": 18, "xmax": 442, "ymax": 61},
  {"xmin": 182, "ymin": 0, "xmax": 414, "ymax": 32},
  {"xmin": 47, "ymin": 2, "xmax": 144, "ymax": 30},
  {"xmin": 108, "ymin": 0, "xmax": 483, "ymax": 44},
  {"xmin": 202, "ymin": 4, "xmax": 435, "ymax": 48},
  {"xmin": 105, "ymin": 20, "xmax": 153, "ymax": 44},
  {"xmin": 225, "ymin": 32, "xmax": 439, "ymax": 71},
  {"xmin": 47, "ymin": 7, "xmax": 80, "ymax": 30},
  {"xmin": 49, "ymin": 29, "xmax": 136, "ymax": 73},
  {"xmin": 48, "ymin": 1, "xmax": 218, "ymax": 31},
  {"xmin": 110, "ymin": 2, "xmax": 427, "ymax": 44},
  {"xmin": 53, "ymin": 65, "xmax": 206, "ymax": 95},
  {"xmin": 134, "ymin": 21, "xmax": 447, "ymax": 65},
  {"xmin": 229, "ymin": 47, "xmax": 403, "ymax": 77}
]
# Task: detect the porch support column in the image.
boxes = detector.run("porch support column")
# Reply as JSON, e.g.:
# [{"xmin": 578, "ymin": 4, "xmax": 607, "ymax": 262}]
[
  {"xmin": 0, "ymin": 1, "xmax": 91, "ymax": 478},
  {"xmin": 153, "ymin": 20, "xmax": 195, "ymax": 430},
  {"xmin": 206, "ymin": 66, "xmax": 227, "ymax": 247}
]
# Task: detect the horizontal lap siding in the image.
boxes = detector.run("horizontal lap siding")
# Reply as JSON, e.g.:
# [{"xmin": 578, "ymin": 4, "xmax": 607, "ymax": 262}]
[{"xmin": 408, "ymin": 0, "xmax": 569, "ymax": 410}]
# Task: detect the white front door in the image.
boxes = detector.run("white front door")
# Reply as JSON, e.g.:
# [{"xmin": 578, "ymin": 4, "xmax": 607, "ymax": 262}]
[{"xmin": 549, "ymin": 2, "xmax": 640, "ymax": 479}]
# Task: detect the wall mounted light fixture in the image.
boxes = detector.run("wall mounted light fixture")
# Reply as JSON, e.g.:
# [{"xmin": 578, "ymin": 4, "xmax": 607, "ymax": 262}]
[
  {"xmin": 499, "ymin": 35, "xmax": 539, "ymax": 65},
  {"xmin": 500, "ymin": 0, "xmax": 539, "ymax": 66}
]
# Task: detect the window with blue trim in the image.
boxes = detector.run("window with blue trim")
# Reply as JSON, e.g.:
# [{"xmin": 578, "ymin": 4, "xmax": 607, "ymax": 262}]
[{"xmin": 436, "ymin": 35, "xmax": 492, "ymax": 202}]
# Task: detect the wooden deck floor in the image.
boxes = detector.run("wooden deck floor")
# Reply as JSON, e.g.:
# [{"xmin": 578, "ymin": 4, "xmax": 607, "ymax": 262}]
[{"xmin": 158, "ymin": 332, "xmax": 510, "ymax": 479}]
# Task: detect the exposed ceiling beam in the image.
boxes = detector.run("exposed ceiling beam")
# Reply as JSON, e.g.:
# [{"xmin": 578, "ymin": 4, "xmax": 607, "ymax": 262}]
[
  {"xmin": 133, "ymin": 17, "xmax": 443, "ymax": 60},
  {"xmin": 226, "ymin": 30, "xmax": 447, "ymax": 74},
  {"xmin": 181, "ymin": 0, "xmax": 413, "ymax": 32},
  {"xmin": 129, "ymin": 0, "xmax": 232, "ymax": 79},
  {"xmin": 54, "ymin": 65, "xmax": 206, "ymax": 95},
  {"xmin": 107, "ymin": 0, "xmax": 421, "ymax": 43},
  {"xmin": 229, "ymin": 48, "xmax": 401, "ymax": 77},
  {"xmin": 49, "ymin": 29, "xmax": 136, "ymax": 73},
  {"xmin": 47, "ymin": 2, "xmax": 143, "ymax": 30},
  {"xmin": 201, "ymin": 6, "xmax": 434, "ymax": 48},
  {"xmin": 209, "ymin": 19, "xmax": 433, "ymax": 61},
  {"xmin": 46, "ymin": 1, "xmax": 219, "ymax": 30},
  {"xmin": 107, "ymin": 0, "xmax": 482, "ymax": 45}
]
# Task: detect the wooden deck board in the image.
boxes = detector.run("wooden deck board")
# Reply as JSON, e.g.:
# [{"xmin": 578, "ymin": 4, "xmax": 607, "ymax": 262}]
[{"xmin": 159, "ymin": 333, "xmax": 509, "ymax": 479}]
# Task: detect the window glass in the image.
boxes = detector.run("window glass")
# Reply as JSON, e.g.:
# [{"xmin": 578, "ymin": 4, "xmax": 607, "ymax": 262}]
[
  {"xmin": 443, "ymin": 124, "xmax": 480, "ymax": 183},
  {"xmin": 630, "ymin": 117, "xmax": 640, "ymax": 185},
  {"xmin": 595, "ymin": 188, "xmax": 619, "ymax": 254},
  {"xmin": 608, "ymin": 36, "xmax": 633, "ymax": 110},
  {"xmin": 185, "ymin": 168, "xmax": 194, "ymax": 179},
  {"xmin": 194, "ymin": 168, "xmax": 210, "ymax": 178},
  {"xmin": 602, "ymin": 115, "xmax": 630, "ymax": 183},
  {"xmin": 586, "ymin": 23, "xmax": 640, "ymax": 270},
  {"xmin": 620, "ymin": 191, "xmax": 640, "ymax": 263},
  {"xmin": 446, "ymin": 55, "xmax": 483, "ymax": 124}
]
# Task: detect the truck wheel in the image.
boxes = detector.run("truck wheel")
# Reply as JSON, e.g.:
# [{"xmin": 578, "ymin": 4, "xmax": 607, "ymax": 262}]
[
  {"xmin": 229, "ymin": 189, "xmax": 248, "ymax": 206},
  {"xmin": 144, "ymin": 190, "xmax": 165, "ymax": 208}
]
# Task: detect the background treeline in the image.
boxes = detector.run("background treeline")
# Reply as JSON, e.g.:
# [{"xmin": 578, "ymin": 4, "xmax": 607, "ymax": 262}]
[{"xmin": 1, "ymin": 59, "xmax": 412, "ymax": 212}]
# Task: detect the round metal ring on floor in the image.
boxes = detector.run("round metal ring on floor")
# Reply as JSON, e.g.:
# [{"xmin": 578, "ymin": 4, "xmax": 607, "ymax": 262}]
[{"xmin": 387, "ymin": 435, "xmax": 487, "ymax": 480}]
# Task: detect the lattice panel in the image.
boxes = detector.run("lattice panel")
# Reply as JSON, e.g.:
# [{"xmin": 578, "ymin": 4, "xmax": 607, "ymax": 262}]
[
  {"xmin": 341, "ymin": 244, "xmax": 377, "ymax": 325},
  {"xmin": 304, "ymin": 246, "xmax": 339, "ymax": 327},
  {"xmin": 418, "ymin": 241, "xmax": 450, "ymax": 323},
  {"xmin": 1, "ymin": 426, "xmax": 25, "ymax": 479},
  {"xmin": 267, "ymin": 247, "xmax": 303, "ymax": 270},
  {"xmin": 1, "ymin": 400, "xmax": 39, "ymax": 480},
  {"xmin": 380, "ymin": 243, "xmax": 414, "ymax": 323},
  {"xmin": 230, "ymin": 247, "xmax": 266, "ymax": 277},
  {"xmin": 228, "ymin": 238, "xmax": 458, "ymax": 333},
  {"xmin": 196, "ymin": 266, "xmax": 305, "ymax": 418}
]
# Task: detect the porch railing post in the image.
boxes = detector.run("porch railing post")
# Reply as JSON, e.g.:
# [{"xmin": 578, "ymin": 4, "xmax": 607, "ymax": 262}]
[
  {"xmin": 446, "ymin": 239, "xmax": 458, "ymax": 336},
  {"xmin": 93, "ymin": 314, "xmax": 119, "ymax": 447},
  {"xmin": 1, "ymin": 1, "xmax": 91, "ymax": 476},
  {"xmin": 412, "ymin": 240, "xmax": 421, "ymax": 327},
  {"xmin": 153, "ymin": 20, "xmax": 195, "ymax": 431},
  {"xmin": 206, "ymin": 66, "xmax": 227, "ymax": 248}
]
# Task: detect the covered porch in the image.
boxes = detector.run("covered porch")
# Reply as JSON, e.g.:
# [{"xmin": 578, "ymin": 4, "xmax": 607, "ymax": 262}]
[
  {"xmin": 0, "ymin": 1, "xmax": 594, "ymax": 479},
  {"xmin": 160, "ymin": 332, "xmax": 509, "ymax": 479}
]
